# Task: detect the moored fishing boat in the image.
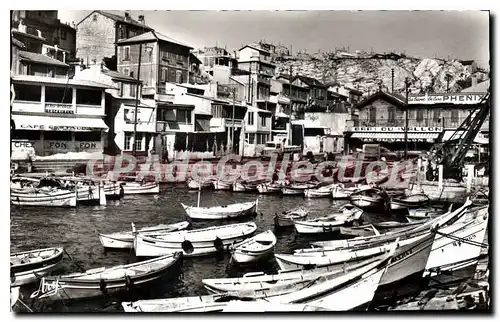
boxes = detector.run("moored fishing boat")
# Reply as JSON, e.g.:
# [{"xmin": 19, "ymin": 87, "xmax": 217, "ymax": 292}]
[
  {"xmin": 339, "ymin": 225, "xmax": 378, "ymax": 238},
  {"xmin": 222, "ymin": 301, "xmax": 328, "ymax": 312},
  {"xmin": 349, "ymin": 187, "xmax": 388, "ymax": 210},
  {"xmin": 11, "ymin": 247, "xmax": 64, "ymax": 286},
  {"xmin": 11, "ymin": 287, "xmax": 19, "ymax": 310},
  {"xmin": 134, "ymin": 222, "xmax": 258, "ymax": 257},
  {"xmin": 256, "ymin": 182, "xmax": 282, "ymax": 194},
  {"xmin": 331, "ymin": 184, "xmax": 371, "ymax": 199},
  {"xmin": 11, "ymin": 187, "xmax": 77, "ymax": 207},
  {"xmin": 390, "ymin": 193, "xmax": 430, "ymax": 210},
  {"xmin": 103, "ymin": 182, "xmax": 124, "ymax": 200},
  {"xmin": 372, "ymin": 219, "xmax": 426, "ymax": 230},
  {"xmin": 232, "ymin": 180, "xmax": 258, "ymax": 192},
  {"xmin": 30, "ymin": 253, "xmax": 182, "ymax": 302},
  {"xmin": 274, "ymin": 207, "xmax": 309, "ymax": 228},
  {"xmin": 294, "ymin": 205, "xmax": 364, "ymax": 234},
  {"xmin": 230, "ymin": 230, "xmax": 276, "ymax": 264},
  {"xmin": 304, "ymin": 183, "xmax": 339, "ymax": 198},
  {"xmin": 98, "ymin": 221, "xmax": 191, "ymax": 249},
  {"xmin": 406, "ymin": 207, "xmax": 442, "ymax": 220},
  {"xmin": 212, "ymin": 179, "xmax": 234, "ymax": 191},
  {"xmin": 281, "ymin": 182, "xmax": 317, "ymax": 196},
  {"xmin": 187, "ymin": 178, "xmax": 213, "ymax": 190},
  {"xmin": 182, "ymin": 199, "xmax": 258, "ymax": 220},
  {"xmin": 119, "ymin": 181, "xmax": 160, "ymax": 195}
]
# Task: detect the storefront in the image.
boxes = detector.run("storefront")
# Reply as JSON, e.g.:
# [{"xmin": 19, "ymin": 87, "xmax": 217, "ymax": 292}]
[
  {"xmin": 345, "ymin": 126, "xmax": 442, "ymax": 153},
  {"xmin": 11, "ymin": 114, "xmax": 108, "ymax": 157}
]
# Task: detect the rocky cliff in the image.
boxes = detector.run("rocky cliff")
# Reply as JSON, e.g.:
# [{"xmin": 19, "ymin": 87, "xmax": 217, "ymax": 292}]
[{"xmin": 275, "ymin": 51, "xmax": 486, "ymax": 96}]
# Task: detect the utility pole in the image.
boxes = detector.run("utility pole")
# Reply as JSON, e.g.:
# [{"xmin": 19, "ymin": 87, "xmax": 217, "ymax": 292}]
[
  {"xmin": 288, "ymin": 65, "xmax": 293, "ymax": 145},
  {"xmin": 132, "ymin": 43, "xmax": 143, "ymax": 157},
  {"xmin": 231, "ymin": 87, "xmax": 236, "ymax": 154},
  {"xmin": 404, "ymin": 77, "xmax": 410, "ymax": 160},
  {"xmin": 391, "ymin": 68, "xmax": 395, "ymax": 93}
]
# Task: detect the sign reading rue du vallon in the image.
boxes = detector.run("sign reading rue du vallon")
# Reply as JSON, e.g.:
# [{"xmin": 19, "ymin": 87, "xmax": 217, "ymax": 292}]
[
  {"xmin": 353, "ymin": 127, "xmax": 443, "ymax": 132},
  {"xmin": 408, "ymin": 93, "xmax": 487, "ymax": 105}
]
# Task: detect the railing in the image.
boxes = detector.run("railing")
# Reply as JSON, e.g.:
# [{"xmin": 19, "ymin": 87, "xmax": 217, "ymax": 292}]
[{"xmin": 353, "ymin": 117, "xmax": 469, "ymax": 128}]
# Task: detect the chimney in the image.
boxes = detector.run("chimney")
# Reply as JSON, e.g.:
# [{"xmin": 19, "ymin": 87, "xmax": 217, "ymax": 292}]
[
  {"xmin": 138, "ymin": 15, "xmax": 145, "ymax": 24},
  {"xmin": 124, "ymin": 12, "xmax": 130, "ymax": 21},
  {"xmin": 472, "ymin": 74, "xmax": 478, "ymax": 88}
]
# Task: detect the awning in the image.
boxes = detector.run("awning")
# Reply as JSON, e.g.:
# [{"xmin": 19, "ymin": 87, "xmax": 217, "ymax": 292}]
[
  {"xmin": 441, "ymin": 130, "xmax": 489, "ymax": 145},
  {"xmin": 350, "ymin": 132, "xmax": 439, "ymax": 142},
  {"xmin": 12, "ymin": 114, "xmax": 108, "ymax": 132}
]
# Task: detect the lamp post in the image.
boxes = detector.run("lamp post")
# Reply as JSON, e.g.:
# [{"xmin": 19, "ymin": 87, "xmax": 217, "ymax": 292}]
[{"xmin": 404, "ymin": 77, "xmax": 410, "ymax": 160}]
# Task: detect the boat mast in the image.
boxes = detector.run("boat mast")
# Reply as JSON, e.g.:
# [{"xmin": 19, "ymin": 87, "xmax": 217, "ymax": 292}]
[{"xmin": 197, "ymin": 185, "xmax": 201, "ymax": 207}]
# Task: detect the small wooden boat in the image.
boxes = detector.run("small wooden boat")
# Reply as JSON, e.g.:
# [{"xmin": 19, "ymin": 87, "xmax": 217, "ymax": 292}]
[
  {"xmin": 182, "ymin": 199, "xmax": 258, "ymax": 220},
  {"xmin": 11, "ymin": 247, "xmax": 64, "ymax": 286},
  {"xmin": 304, "ymin": 183, "xmax": 339, "ymax": 198},
  {"xmin": 339, "ymin": 225, "xmax": 378, "ymax": 238},
  {"xmin": 230, "ymin": 230, "xmax": 276, "ymax": 264},
  {"xmin": 187, "ymin": 178, "xmax": 213, "ymax": 190},
  {"xmin": 274, "ymin": 207, "xmax": 309, "ymax": 228},
  {"xmin": 390, "ymin": 193, "xmax": 430, "ymax": 210},
  {"xmin": 55, "ymin": 177, "xmax": 107, "ymax": 206},
  {"xmin": 294, "ymin": 205, "xmax": 364, "ymax": 234},
  {"xmin": 349, "ymin": 187, "xmax": 388, "ymax": 210},
  {"xmin": 213, "ymin": 179, "xmax": 234, "ymax": 191},
  {"xmin": 232, "ymin": 181, "xmax": 258, "ymax": 192},
  {"xmin": 30, "ymin": 253, "xmax": 182, "ymax": 302},
  {"xmin": 222, "ymin": 301, "xmax": 328, "ymax": 312},
  {"xmin": 407, "ymin": 208, "xmax": 441, "ymax": 220},
  {"xmin": 282, "ymin": 182, "xmax": 317, "ymax": 196},
  {"xmin": 11, "ymin": 187, "xmax": 77, "ymax": 207},
  {"xmin": 119, "ymin": 181, "xmax": 160, "ymax": 195},
  {"xmin": 372, "ymin": 220, "xmax": 426, "ymax": 230},
  {"xmin": 256, "ymin": 182, "xmax": 282, "ymax": 194},
  {"xmin": 98, "ymin": 221, "xmax": 191, "ymax": 249},
  {"xmin": 331, "ymin": 184, "xmax": 371, "ymax": 199},
  {"xmin": 134, "ymin": 222, "xmax": 258, "ymax": 257}
]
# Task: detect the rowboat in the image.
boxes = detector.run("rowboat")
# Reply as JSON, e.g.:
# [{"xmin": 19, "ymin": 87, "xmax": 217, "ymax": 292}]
[
  {"xmin": 98, "ymin": 221, "xmax": 191, "ymax": 249},
  {"xmin": 294, "ymin": 205, "xmax": 364, "ymax": 234},
  {"xmin": 365, "ymin": 170, "xmax": 389, "ymax": 185},
  {"xmin": 331, "ymin": 184, "xmax": 371, "ymax": 199},
  {"xmin": 122, "ymin": 246, "xmax": 395, "ymax": 312},
  {"xmin": 203, "ymin": 254, "xmax": 385, "ymax": 294},
  {"xmin": 349, "ymin": 187, "xmax": 388, "ymax": 210},
  {"xmin": 339, "ymin": 225, "xmax": 378, "ymax": 238},
  {"xmin": 55, "ymin": 177, "xmax": 107, "ymax": 206},
  {"xmin": 30, "ymin": 253, "xmax": 182, "ymax": 302},
  {"xmin": 282, "ymin": 183, "xmax": 317, "ymax": 196},
  {"xmin": 390, "ymin": 193, "xmax": 430, "ymax": 210},
  {"xmin": 103, "ymin": 182, "xmax": 124, "ymax": 200},
  {"xmin": 187, "ymin": 178, "xmax": 213, "ymax": 190},
  {"xmin": 222, "ymin": 301, "xmax": 329, "ymax": 312},
  {"xmin": 372, "ymin": 220, "xmax": 426, "ymax": 230},
  {"xmin": 11, "ymin": 247, "xmax": 64, "ymax": 286},
  {"xmin": 256, "ymin": 182, "xmax": 282, "ymax": 194},
  {"xmin": 232, "ymin": 181, "xmax": 259, "ymax": 192},
  {"xmin": 423, "ymin": 206, "xmax": 489, "ymax": 285},
  {"xmin": 212, "ymin": 179, "xmax": 234, "ymax": 191},
  {"xmin": 11, "ymin": 187, "xmax": 77, "ymax": 207},
  {"xmin": 119, "ymin": 181, "xmax": 160, "ymax": 195},
  {"xmin": 304, "ymin": 183, "xmax": 339, "ymax": 198},
  {"xmin": 182, "ymin": 199, "xmax": 258, "ymax": 220},
  {"xmin": 274, "ymin": 207, "xmax": 309, "ymax": 228},
  {"xmin": 134, "ymin": 222, "xmax": 258, "ymax": 257},
  {"xmin": 407, "ymin": 208, "xmax": 442, "ymax": 220},
  {"xmin": 230, "ymin": 230, "xmax": 276, "ymax": 264}
]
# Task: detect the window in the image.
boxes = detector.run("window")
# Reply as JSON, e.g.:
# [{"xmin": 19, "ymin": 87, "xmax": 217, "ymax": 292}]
[
  {"xmin": 369, "ymin": 107, "xmax": 376, "ymax": 123},
  {"xmin": 176, "ymin": 109, "xmax": 192, "ymax": 123},
  {"xmin": 212, "ymin": 105, "xmax": 227, "ymax": 118},
  {"xmin": 248, "ymin": 133, "xmax": 255, "ymax": 144},
  {"xmin": 176, "ymin": 70, "xmax": 183, "ymax": 83},
  {"xmin": 13, "ymin": 84, "xmax": 41, "ymax": 101},
  {"xmin": 93, "ymin": 14, "xmax": 98, "ymax": 21},
  {"xmin": 134, "ymin": 133, "xmax": 143, "ymax": 151},
  {"xmin": 124, "ymin": 108, "xmax": 135, "ymax": 123},
  {"xmin": 451, "ymin": 110, "xmax": 459, "ymax": 124},
  {"xmin": 60, "ymin": 29, "xmax": 67, "ymax": 40},
  {"xmin": 13, "ymin": 130, "xmax": 40, "ymax": 140},
  {"xmin": 123, "ymin": 47, "xmax": 130, "ymax": 61},
  {"xmin": 261, "ymin": 116, "xmax": 267, "ymax": 127},
  {"xmin": 168, "ymin": 68, "xmax": 177, "ymax": 82},
  {"xmin": 76, "ymin": 89, "xmax": 101, "ymax": 105},
  {"xmin": 45, "ymin": 86, "xmax": 72, "ymax": 103},
  {"xmin": 117, "ymin": 82, "xmax": 123, "ymax": 97},
  {"xmin": 388, "ymin": 106, "xmax": 396, "ymax": 124},
  {"xmin": 433, "ymin": 109, "xmax": 441, "ymax": 123},
  {"xmin": 416, "ymin": 109, "xmax": 424, "ymax": 123},
  {"xmin": 124, "ymin": 133, "xmax": 132, "ymax": 150},
  {"xmin": 248, "ymin": 112, "xmax": 254, "ymax": 125},
  {"xmin": 123, "ymin": 68, "xmax": 129, "ymax": 78},
  {"xmin": 130, "ymin": 83, "xmax": 137, "ymax": 98},
  {"xmin": 161, "ymin": 67, "xmax": 168, "ymax": 82}
]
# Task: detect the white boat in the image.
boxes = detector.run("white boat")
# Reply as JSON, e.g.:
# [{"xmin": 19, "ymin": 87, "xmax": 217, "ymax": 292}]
[
  {"xmin": 407, "ymin": 208, "xmax": 442, "ymax": 220},
  {"xmin": 11, "ymin": 287, "xmax": 20, "ymax": 310},
  {"xmin": 282, "ymin": 182, "xmax": 317, "ymax": 196},
  {"xmin": 372, "ymin": 220, "xmax": 426, "ymax": 230},
  {"xmin": 30, "ymin": 253, "xmax": 182, "ymax": 301},
  {"xmin": 187, "ymin": 178, "xmax": 213, "ymax": 190},
  {"xmin": 256, "ymin": 182, "xmax": 282, "ymax": 194},
  {"xmin": 231, "ymin": 230, "xmax": 276, "ymax": 264},
  {"xmin": 11, "ymin": 247, "xmax": 64, "ymax": 286},
  {"xmin": 75, "ymin": 184, "xmax": 107, "ymax": 206},
  {"xmin": 339, "ymin": 225, "xmax": 378, "ymax": 238},
  {"xmin": 304, "ymin": 183, "xmax": 339, "ymax": 198},
  {"xmin": 213, "ymin": 179, "xmax": 234, "ymax": 190},
  {"xmin": 294, "ymin": 205, "xmax": 363, "ymax": 234},
  {"xmin": 134, "ymin": 222, "xmax": 258, "ymax": 257},
  {"xmin": 122, "ymin": 295, "xmax": 234, "ymax": 312},
  {"xmin": 274, "ymin": 207, "xmax": 309, "ymax": 228},
  {"xmin": 98, "ymin": 221, "xmax": 191, "ymax": 249},
  {"xmin": 349, "ymin": 187, "xmax": 388, "ymax": 210},
  {"xmin": 11, "ymin": 187, "xmax": 77, "ymax": 207},
  {"xmin": 232, "ymin": 181, "xmax": 258, "ymax": 192},
  {"xmin": 424, "ymin": 206, "xmax": 489, "ymax": 284},
  {"xmin": 119, "ymin": 181, "xmax": 160, "ymax": 195},
  {"xmin": 390, "ymin": 193, "xmax": 430, "ymax": 210},
  {"xmin": 331, "ymin": 184, "xmax": 371, "ymax": 199},
  {"xmin": 222, "ymin": 301, "xmax": 328, "ymax": 312},
  {"xmin": 182, "ymin": 199, "xmax": 258, "ymax": 220}
]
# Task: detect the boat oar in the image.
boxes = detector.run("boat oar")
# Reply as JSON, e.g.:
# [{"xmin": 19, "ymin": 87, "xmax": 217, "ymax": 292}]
[{"xmin": 63, "ymin": 249, "xmax": 86, "ymax": 272}]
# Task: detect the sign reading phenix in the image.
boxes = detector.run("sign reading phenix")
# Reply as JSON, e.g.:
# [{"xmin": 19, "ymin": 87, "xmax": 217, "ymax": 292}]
[{"xmin": 408, "ymin": 93, "xmax": 487, "ymax": 105}]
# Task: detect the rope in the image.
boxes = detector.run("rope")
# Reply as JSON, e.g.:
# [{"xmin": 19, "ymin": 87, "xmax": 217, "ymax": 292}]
[
  {"xmin": 435, "ymin": 230, "xmax": 488, "ymax": 248},
  {"xmin": 17, "ymin": 298, "xmax": 34, "ymax": 312}
]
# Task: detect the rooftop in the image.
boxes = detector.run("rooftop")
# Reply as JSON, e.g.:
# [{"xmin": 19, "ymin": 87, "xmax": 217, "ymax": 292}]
[
  {"xmin": 19, "ymin": 51, "xmax": 69, "ymax": 68},
  {"xmin": 102, "ymin": 69, "xmax": 140, "ymax": 82},
  {"xmin": 117, "ymin": 31, "xmax": 193, "ymax": 49},
  {"xmin": 12, "ymin": 75, "xmax": 113, "ymax": 89},
  {"xmin": 293, "ymin": 75, "xmax": 326, "ymax": 87},
  {"xmin": 78, "ymin": 10, "xmax": 153, "ymax": 31},
  {"xmin": 353, "ymin": 90, "xmax": 407, "ymax": 110},
  {"xmin": 239, "ymin": 44, "xmax": 271, "ymax": 55}
]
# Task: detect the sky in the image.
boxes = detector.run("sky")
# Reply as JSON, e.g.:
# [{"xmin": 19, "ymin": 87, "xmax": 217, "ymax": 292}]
[{"xmin": 59, "ymin": 10, "xmax": 490, "ymax": 69}]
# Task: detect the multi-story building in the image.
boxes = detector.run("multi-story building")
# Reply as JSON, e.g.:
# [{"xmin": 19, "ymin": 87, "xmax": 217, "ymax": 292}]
[
  {"xmin": 328, "ymin": 83, "xmax": 363, "ymax": 106},
  {"xmin": 290, "ymin": 75, "xmax": 328, "ymax": 113},
  {"xmin": 269, "ymin": 79, "xmax": 291, "ymax": 142},
  {"xmin": 76, "ymin": 10, "xmax": 153, "ymax": 68},
  {"xmin": 11, "ymin": 10, "xmax": 76, "ymax": 60},
  {"xmin": 277, "ymin": 74, "xmax": 309, "ymax": 115},
  {"xmin": 193, "ymin": 46, "xmax": 236, "ymax": 77}
]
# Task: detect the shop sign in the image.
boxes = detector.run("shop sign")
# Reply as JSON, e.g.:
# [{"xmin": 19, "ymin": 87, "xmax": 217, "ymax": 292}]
[
  {"xmin": 19, "ymin": 124, "xmax": 103, "ymax": 132},
  {"xmin": 363, "ymin": 138, "xmax": 430, "ymax": 143},
  {"xmin": 408, "ymin": 93, "xmax": 487, "ymax": 105},
  {"xmin": 44, "ymin": 140, "xmax": 102, "ymax": 152},
  {"xmin": 45, "ymin": 103, "xmax": 75, "ymax": 114},
  {"xmin": 352, "ymin": 127, "xmax": 442, "ymax": 132}
]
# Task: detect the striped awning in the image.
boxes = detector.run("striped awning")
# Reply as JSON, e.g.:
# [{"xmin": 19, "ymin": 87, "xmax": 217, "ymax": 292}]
[{"xmin": 351, "ymin": 132, "xmax": 439, "ymax": 142}]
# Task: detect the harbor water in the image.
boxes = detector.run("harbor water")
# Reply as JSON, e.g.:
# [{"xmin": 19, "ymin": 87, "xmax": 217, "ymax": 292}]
[{"xmin": 10, "ymin": 184, "xmax": 463, "ymax": 312}]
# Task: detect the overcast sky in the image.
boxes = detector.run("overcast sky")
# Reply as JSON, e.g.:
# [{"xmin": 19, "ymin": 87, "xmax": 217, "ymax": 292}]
[{"xmin": 59, "ymin": 10, "xmax": 490, "ymax": 68}]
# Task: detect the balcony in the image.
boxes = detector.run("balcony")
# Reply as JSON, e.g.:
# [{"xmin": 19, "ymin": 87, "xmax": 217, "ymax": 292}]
[{"xmin": 257, "ymin": 75, "xmax": 271, "ymax": 86}]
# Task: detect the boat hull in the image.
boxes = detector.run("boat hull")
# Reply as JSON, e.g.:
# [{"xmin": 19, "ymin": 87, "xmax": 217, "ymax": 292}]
[
  {"xmin": 11, "ymin": 248, "xmax": 64, "ymax": 287},
  {"xmin": 120, "ymin": 182, "xmax": 160, "ymax": 195},
  {"xmin": 10, "ymin": 189, "xmax": 77, "ymax": 207},
  {"xmin": 182, "ymin": 202, "xmax": 257, "ymax": 220},
  {"xmin": 350, "ymin": 195, "xmax": 384, "ymax": 209}
]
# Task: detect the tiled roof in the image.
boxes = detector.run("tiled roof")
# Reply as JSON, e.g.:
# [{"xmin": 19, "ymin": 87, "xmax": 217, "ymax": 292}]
[
  {"xmin": 353, "ymin": 90, "xmax": 406, "ymax": 109},
  {"xmin": 117, "ymin": 31, "xmax": 192, "ymax": 49},
  {"xmin": 19, "ymin": 51, "xmax": 69, "ymax": 67},
  {"xmin": 102, "ymin": 69, "xmax": 140, "ymax": 82},
  {"xmin": 12, "ymin": 75, "xmax": 113, "ymax": 89},
  {"xmin": 79, "ymin": 11, "xmax": 153, "ymax": 30},
  {"xmin": 239, "ymin": 44, "xmax": 271, "ymax": 55},
  {"xmin": 294, "ymin": 75, "xmax": 326, "ymax": 87}
]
